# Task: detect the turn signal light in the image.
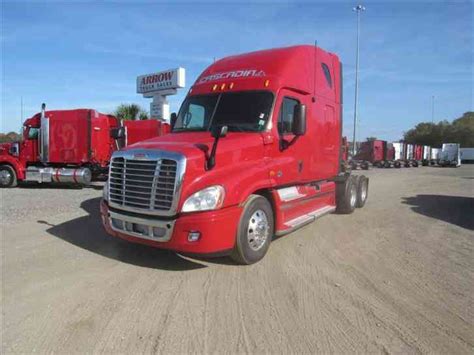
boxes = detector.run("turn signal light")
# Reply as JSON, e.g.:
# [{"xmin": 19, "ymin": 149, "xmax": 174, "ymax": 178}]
[
  {"xmin": 212, "ymin": 84, "xmax": 218, "ymax": 91},
  {"xmin": 229, "ymin": 82, "xmax": 234, "ymax": 89},
  {"xmin": 264, "ymin": 79, "xmax": 270, "ymax": 87},
  {"xmin": 221, "ymin": 83, "xmax": 226, "ymax": 90}
]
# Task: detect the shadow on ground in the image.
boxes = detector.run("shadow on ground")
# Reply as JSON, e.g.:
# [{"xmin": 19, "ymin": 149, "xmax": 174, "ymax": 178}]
[
  {"xmin": 40, "ymin": 197, "xmax": 207, "ymax": 271},
  {"xmin": 402, "ymin": 195, "xmax": 474, "ymax": 230}
]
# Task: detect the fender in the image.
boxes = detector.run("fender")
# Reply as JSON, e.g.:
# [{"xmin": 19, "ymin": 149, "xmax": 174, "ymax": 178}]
[{"xmin": 0, "ymin": 156, "xmax": 25, "ymax": 180}]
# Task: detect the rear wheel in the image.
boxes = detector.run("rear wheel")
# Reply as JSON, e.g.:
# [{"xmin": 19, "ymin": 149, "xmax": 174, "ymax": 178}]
[
  {"xmin": 394, "ymin": 161, "xmax": 401, "ymax": 168},
  {"xmin": 361, "ymin": 162, "xmax": 369, "ymax": 170},
  {"xmin": 0, "ymin": 165, "xmax": 17, "ymax": 188},
  {"xmin": 231, "ymin": 195, "xmax": 274, "ymax": 265},
  {"xmin": 412, "ymin": 161, "xmax": 419, "ymax": 167},
  {"xmin": 383, "ymin": 161, "xmax": 391, "ymax": 168},
  {"xmin": 355, "ymin": 175, "xmax": 369, "ymax": 208},
  {"xmin": 336, "ymin": 175, "xmax": 357, "ymax": 214}
]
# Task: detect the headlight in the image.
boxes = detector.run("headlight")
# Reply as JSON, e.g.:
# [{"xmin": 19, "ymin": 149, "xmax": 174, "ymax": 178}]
[
  {"xmin": 103, "ymin": 181, "xmax": 109, "ymax": 201},
  {"xmin": 182, "ymin": 185, "xmax": 225, "ymax": 212}
]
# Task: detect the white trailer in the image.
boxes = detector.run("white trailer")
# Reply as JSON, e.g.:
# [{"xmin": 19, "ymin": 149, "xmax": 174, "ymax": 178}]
[
  {"xmin": 460, "ymin": 148, "xmax": 474, "ymax": 163},
  {"xmin": 406, "ymin": 144, "xmax": 414, "ymax": 160},
  {"xmin": 430, "ymin": 148, "xmax": 441, "ymax": 165},
  {"xmin": 422, "ymin": 145, "xmax": 431, "ymax": 166},
  {"xmin": 392, "ymin": 142, "xmax": 406, "ymax": 167},
  {"xmin": 439, "ymin": 143, "xmax": 461, "ymax": 167}
]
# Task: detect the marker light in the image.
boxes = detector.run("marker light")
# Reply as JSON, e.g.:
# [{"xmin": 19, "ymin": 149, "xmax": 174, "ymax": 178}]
[
  {"xmin": 221, "ymin": 83, "xmax": 226, "ymax": 90},
  {"xmin": 212, "ymin": 84, "xmax": 218, "ymax": 91},
  {"xmin": 229, "ymin": 82, "xmax": 234, "ymax": 89},
  {"xmin": 264, "ymin": 79, "xmax": 270, "ymax": 87}
]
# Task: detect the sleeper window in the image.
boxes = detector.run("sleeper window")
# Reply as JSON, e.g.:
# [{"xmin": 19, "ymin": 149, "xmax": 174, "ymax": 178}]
[{"xmin": 322, "ymin": 63, "xmax": 332, "ymax": 88}]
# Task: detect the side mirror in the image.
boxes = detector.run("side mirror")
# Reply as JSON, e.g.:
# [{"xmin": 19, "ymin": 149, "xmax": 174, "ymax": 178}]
[
  {"xmin": 292, "ymin": 104, "xmax": 306, "ymax": 136},
  {"xmin": 211, "ymin": 125, "xmax": 228, "ymax": 138},
  {"xmin": 110, "ymin": 127, "xmax": 125, "ymax": 140},
  {"xmin": 170, "ymin": 112, "xmax": 177, "ymax": 128}
]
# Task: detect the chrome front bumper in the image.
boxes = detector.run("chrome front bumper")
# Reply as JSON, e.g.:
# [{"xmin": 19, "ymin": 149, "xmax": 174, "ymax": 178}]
[{"xmin": 108, "ymin": 210, "xmax": 175, "ymax": 242}]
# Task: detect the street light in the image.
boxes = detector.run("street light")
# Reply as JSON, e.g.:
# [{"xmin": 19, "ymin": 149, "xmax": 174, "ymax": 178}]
[{"xmin": 352, "ymin": 4, "xmax": 365, "ymax": 156}]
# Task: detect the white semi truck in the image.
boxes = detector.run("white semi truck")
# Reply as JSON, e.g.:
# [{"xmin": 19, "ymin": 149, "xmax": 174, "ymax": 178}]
[{"xmin": 439, "ymin": 143, "xmax": 461, "ymax": 167}]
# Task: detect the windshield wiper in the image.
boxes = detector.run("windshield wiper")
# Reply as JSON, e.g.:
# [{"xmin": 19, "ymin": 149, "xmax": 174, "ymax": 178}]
[{"xmin": 172, "ymin": 128, "xmax": 207, "ymax": 133}]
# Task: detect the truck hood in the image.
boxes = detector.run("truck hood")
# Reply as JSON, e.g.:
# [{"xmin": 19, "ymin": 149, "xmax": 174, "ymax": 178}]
[
  {"xmin": 123, "ymin": 131, "xmax": 265, "ymax": 163},
  {"xmin": 120, "ymin": 131, "xmax": 270, "ymax": 207}
]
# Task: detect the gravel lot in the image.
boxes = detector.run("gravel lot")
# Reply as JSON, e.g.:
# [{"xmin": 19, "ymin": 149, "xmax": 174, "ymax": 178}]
[{"xmin": 2, "ymin": 166, "xmax": 473, "ymax": 354}]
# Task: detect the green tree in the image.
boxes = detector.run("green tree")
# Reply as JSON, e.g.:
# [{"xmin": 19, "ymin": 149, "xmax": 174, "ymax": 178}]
[
  {"xmin": 0, "ymin": 131, "xmax": 22, "ymax": 143},
  {"xmin": 404, "ymin": 112, "xmax": 474, "ymax": 147},
  {"xmin": 114, "ymin": 104, "xmax": 149, "ymax": 120}
]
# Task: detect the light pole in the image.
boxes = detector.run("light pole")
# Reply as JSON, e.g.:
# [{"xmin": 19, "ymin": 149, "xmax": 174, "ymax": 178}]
[
  {"xmin": 431, "ymin": 95, "xmax": 435, "ymax": 123},
  {"xmin": 352, "ymin": 4, "xmax": 365, "ymax": 156}
]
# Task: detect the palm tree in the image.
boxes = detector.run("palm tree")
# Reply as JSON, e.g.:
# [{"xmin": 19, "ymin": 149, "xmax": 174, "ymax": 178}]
[{"xmin": 114, "ymin": 104, "xmax": 149, "ymax": 120}]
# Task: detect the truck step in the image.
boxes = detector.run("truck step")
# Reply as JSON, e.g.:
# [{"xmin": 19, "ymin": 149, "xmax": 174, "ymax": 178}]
[{"xmin": 276, "ymin": 205, "xmax": 335, "ymax": 236}]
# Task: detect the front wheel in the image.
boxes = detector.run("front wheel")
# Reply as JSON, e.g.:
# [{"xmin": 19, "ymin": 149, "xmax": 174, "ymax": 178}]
[
  {"xmin": 231, "ymin": 195, "xmax": 274, "ymax": 265},
  {"xmin": 0, "ymin": 165, "xmax": 17, "ymax": 188}
]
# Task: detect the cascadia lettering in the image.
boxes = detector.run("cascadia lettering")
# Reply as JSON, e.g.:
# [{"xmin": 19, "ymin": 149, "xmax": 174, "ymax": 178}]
[{"xmin": 197, "ymin": 69, "xmax": 265, "ymax": 84}]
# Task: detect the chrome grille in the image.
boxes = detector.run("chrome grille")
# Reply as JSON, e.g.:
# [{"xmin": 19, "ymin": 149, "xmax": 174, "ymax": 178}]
[{"xmin": 109, "ymin": 157, "xmax": 178, "ymax": 212}]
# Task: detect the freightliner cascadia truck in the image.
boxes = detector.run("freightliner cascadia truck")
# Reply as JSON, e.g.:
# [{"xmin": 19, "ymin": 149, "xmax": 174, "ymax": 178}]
[
  {"xmin": 0, "ymin": 105, "xmax": 169, "ymax": 187},
  {"xmin": 100, "ymin": 45, "xmax": 369, "ymax": 264}
]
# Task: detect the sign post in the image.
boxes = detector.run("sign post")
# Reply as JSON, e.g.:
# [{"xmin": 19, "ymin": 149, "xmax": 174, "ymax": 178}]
[{"xmin": 137, "ymin": 68, "xmax": 185, "ymax": 122}]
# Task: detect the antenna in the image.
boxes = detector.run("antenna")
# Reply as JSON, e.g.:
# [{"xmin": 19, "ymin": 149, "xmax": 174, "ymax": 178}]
[
  {"xmin": 20, "ymin": 96, "xmax": 23, "ymax": 129},
  {"xmin": 313, "ymin": 40, "xmax": 318, "ymax": 102}
]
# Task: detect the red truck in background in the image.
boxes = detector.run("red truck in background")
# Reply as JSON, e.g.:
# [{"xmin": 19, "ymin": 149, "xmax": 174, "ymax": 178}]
[
  {"xmin": 100, "ymin": 45, "xmax": 369, "ymax": 264},
  {"xmin": 355, "ymin": 140, "xmax": 395, "ymax": 168},
  {"xmin": 0, "ymin": 104, "xmax": 169, "ymax": 187}
]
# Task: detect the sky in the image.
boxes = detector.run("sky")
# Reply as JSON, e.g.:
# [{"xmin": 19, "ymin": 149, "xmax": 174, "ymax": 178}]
[{"xmin": 1, "ymin": 0, "xmax": 472, "ymax": 141}]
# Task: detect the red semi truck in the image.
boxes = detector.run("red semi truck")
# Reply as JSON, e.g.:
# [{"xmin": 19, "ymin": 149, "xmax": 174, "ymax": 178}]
[
  {"xmin": 0, "ymin": 105, "xmax": 169, "ymax": 187},
  {"xmin": 100, "ymin": 45, "xmax": 369, "ymax": 264},
  {"xmin": 355, "ymin": 140, "xmax": 395, "ymax": 168}
]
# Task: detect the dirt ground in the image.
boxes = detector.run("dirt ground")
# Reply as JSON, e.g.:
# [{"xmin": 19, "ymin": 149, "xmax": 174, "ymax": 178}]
[{"xmin": 1, "ymin": 165, "xmax": 473, "ymax": 354}]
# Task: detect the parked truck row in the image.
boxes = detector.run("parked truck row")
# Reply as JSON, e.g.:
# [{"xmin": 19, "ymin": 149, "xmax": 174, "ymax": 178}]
[{"xmin": 350, "ymin": 140, "xmax": 462, "ymax": 169}]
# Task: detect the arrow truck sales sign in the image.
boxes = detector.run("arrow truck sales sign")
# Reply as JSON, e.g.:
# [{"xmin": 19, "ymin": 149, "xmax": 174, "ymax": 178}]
[{"xmin": 137, "ymin": 68, "xmax": 185, "ymax": 94}]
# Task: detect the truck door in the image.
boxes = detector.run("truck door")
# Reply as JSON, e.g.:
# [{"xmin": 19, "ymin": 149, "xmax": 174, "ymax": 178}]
[{"xmin": 267, "ymin": 89, "xmax": 311, "ymax": 186}]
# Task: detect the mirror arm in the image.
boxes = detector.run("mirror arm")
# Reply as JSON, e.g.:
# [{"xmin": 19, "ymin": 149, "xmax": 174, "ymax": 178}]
[
  {"xmin": 279, "ymin": 136, "xmax": 299, "ymax": 151},
  {"xmin": 206, "ymin": 136, "xmax": 220, "ymax": 170}
]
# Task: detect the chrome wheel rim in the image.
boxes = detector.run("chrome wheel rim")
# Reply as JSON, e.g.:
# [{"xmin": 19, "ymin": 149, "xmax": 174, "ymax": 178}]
[
  {"xmin": 360, "ymin": 181, "xmax": 367, "ymax": 201},
  {"xmin": 247, "ymin": 209, "xmax": 270, "ymax": 251},
  {"xmin": 350, "ymin": 184, "xmax": 357, "ymax": 207},
  {"xmin": 0, "ymin": 170, "xmax": 12, "ymax": 186}
]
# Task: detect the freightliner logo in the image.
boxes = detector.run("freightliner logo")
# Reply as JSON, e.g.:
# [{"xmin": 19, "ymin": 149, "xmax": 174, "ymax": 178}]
[{"xmin": 197, "ymin": 69, "xmax": 266, "ymax": 84}]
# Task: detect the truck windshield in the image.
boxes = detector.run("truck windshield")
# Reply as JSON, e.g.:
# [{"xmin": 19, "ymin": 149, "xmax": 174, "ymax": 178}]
[{"xmin": 173, "ymin": 91, "xmax": 273, "ymax": 132}]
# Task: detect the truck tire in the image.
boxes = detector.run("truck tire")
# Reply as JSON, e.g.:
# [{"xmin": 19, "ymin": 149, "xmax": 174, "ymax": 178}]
[
  {"xmin": 394, "ymin": 161, "xmax": 401, "ymax": 168},
  {"xmin": 355, "ymin": 175, "xmax": 369, "ymax": 208},
  {"xmin": 413, "ymin": 161, "xmax": 419, "ymax": 167},
  {"xmin": 0, "ymin": 165, "xmax": 18, "ymax": 188},
  {"xmin": 336, "ymin": 175, "xmax": 357, "ymax": 214},
  {"xmin": 231, "ymin": 195, "xmax": 274, "ymax": 265},
  {"xmin": 361, "ymin": 162, "xmax": 369, "ymax": 170},
  {"xmin": 383, "ymin": 161, "xmax": 391, "ymax": 168}
]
